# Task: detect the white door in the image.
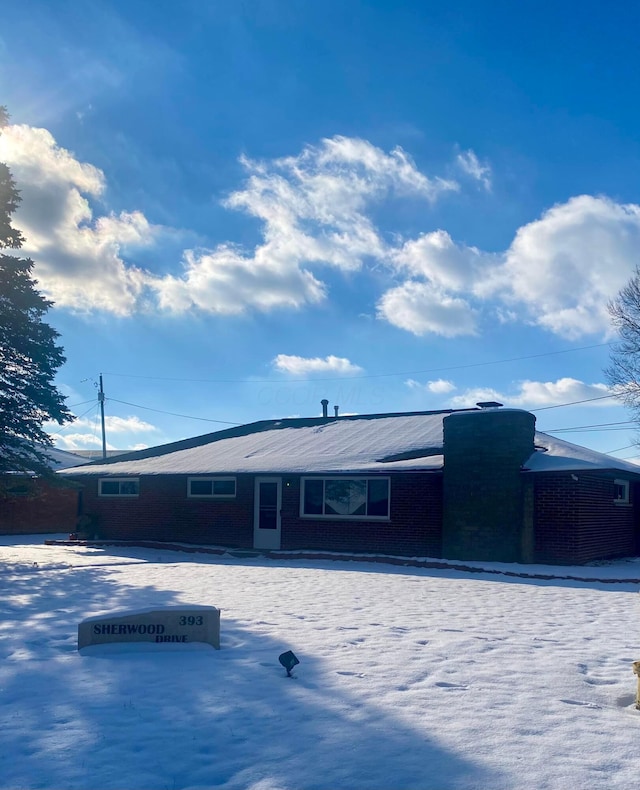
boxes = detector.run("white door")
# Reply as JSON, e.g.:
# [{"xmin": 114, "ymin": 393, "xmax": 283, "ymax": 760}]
[{"xmin": 253, "ymin": 477, "xmax": 282, "ymax": 550}]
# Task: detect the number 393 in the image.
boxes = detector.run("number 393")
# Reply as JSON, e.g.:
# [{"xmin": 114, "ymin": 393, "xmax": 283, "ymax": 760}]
[{"xmin": 179, "ymin": 615, "xmax": 204, "ymax": 626}]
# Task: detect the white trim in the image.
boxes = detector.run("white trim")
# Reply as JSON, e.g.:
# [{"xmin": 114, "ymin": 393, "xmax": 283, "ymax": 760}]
[
  {"xmin": 98, "ymin": 478, "xmax": 139, "ymax": 497},
  {"xmin": 187, "ymin": 476, "xmax": 236, "ymax": 498},
  {"xmin": 253, "ymin": 477, "xmax": 282, "ymax": 550},
  {"xmin": 613, "ymin": 478, "xmax": 630, "ymax": 505}
]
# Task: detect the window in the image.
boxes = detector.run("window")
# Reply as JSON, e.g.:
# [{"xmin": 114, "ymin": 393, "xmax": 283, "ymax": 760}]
[
  {"xmin": 3, "ymin": 477, "xmax": 36, "ymax": 497},
  {"xmin": 613, "ymin": 479, "xmax": 630, "ymax": 504},
  {"xmin": 301, "ymin": 477, "xmax": 390, "ymax": 519},
  {"xmin": 187, "ymin": 477, "xmax": 236, "ymax": 498},
  {"xmin": 99, "ymin": 478, "xmax": 139, "ymax": 497}
]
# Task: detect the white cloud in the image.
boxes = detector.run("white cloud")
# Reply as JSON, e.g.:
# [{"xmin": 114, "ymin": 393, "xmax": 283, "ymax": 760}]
[
  {"xmin": 406, "ymin": 378, "xmax": 456, "ymax": 394},
  {"xmin": 53, "ymin": 433, "xmax": 119, "ymax": 452},
  {"xmin": 273, "ymin": 354, "xmax": 363, "ymax": 376},
  {"xmin": 377, "ymin": 281, "xmax": 478, "ymax": 337},
  {"xmin": 0, "ymin": 125, "xmax": 104, "ymax": 195},
  {"xmin": 155, "ymin": 245, "xmax": 326, "ymax": 314},
  {"xmin": 3, "ymin": 123, "xmax": 461, "ymax": 318},
  {"xmin": 456, "ymin": 149, "xmax": 492, "ymax": 191},
  {"xmin": 0, "ymin": 124, "xmax": 158, "ymax": 315},
  {"xmin": 480, "ymin": 195, "xmax": 640, "ymax": 338},
  {"xmin": 381, "ymin": 194, "xmax": 640, "ymax": 339},
  {"xmin": 4, "ymin": 121, "xmax": 637, "ymax": 339},
  {"xmin": 53, "ymin": 433, "xmax": 151, "ymax": 452},
  {"xmin": 154, "ymin": 136, "xmax": 458, "ymax": 314},
  {"xmin": 450, "ymin": 378, "xmax": 612, "ymax": 409},
  {"xmin": 46, "ymin": 414, "xmax": 158, "ymax": 449},
  {"xmin": 308, "ymin": 136, "xmax": 458, "ymax": 199},
  {"xmin": 391, "ymin": 230, "xmax": 487, "ymax": 291},
  {"xmin": 101, "ymin": 415, "xmax": 158, "ymax": 433},
  {"xmin": 381, "ymin": 231, "xmax": 491, "ymax": 339}
]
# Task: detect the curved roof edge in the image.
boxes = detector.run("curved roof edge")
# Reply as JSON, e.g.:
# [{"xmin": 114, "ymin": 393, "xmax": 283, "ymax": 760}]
[{"xmin": 525, "ymin": 432, "xmax": 640, "ymax": 475}]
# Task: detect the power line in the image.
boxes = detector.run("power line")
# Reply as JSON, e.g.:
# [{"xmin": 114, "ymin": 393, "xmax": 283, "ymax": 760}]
[
  {"xmin": 529, "ymin": 393, "xmax": 617, "ymax": 411},
  {"xmin": 605, "ymin": 443, "xmax": 638, "ymax": 454},
  {"xmin": 545, "ymin": 428, "xmax": 632, "ymax": 435},
  {"xmin": 78, "ymin": 372, "xmax": 629, "ymax": 439},
  {"xmin": 542, "ymin": 420, "xmax": 636, "ymax": 434},
  {"xmin": 108, "ymin": 397, "xmax": 241, "ymax": 426},
  {"xmin": 109, "ymin": 392, "xmax": 621, "ymax": 431},
  {"xmin": 101, "ymin": 342, "xmax": 612, "ymax": 385},
  {"xmin": 48, "ymin": 402, "xmax": 99, "ymax": 437}
]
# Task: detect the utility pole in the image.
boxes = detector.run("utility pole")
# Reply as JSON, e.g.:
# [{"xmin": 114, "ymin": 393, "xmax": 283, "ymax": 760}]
[{"xmin": 98, "ymin": 374, "xmax": 107, "ymax": 460}]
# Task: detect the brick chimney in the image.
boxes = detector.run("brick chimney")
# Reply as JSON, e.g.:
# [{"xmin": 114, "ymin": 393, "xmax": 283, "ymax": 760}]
[{"xmin": 442, "ymin": 408, "xmax": 535, "ymax": 563}]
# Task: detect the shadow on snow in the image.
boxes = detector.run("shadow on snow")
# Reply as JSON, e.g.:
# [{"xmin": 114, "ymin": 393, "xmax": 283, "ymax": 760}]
[{"xmin": 0, "ymin": 558, "xmax": 497, "ymax": 790}]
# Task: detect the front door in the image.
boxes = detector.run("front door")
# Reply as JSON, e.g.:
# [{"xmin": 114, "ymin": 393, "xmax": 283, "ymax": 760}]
[{"xmin": 253, "ymin": 477, "xmax": 282, "ymax": 550}]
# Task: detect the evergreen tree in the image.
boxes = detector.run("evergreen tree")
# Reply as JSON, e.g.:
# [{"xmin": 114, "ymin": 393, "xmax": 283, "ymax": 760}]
[{"xmin": 0, "ymin": 107, "xmax": 73, "ymax": 477}]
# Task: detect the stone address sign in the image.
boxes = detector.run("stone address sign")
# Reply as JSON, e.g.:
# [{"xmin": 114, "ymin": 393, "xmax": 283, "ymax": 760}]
[{"xmin": 78, "ymin": 606, "xmax": 220, "ymax": 650}]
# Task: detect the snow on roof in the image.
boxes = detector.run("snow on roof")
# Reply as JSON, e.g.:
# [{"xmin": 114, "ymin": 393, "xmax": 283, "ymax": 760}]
[
  {"xmin": 46, "ymin": 447, "xmax": 89, "ymax": 470},
  {"xmin": 3, "ymin": 445, "xmax": 89, "ymax": 473},
  {"xmin": 59, "ymin": 410, "xmax": 640, "ymax": 478},
  {"xmin": 61, "ymin": 412, "xmax": 447, "ymax": 476},
  {"xmin": 526, "ymin": 432, "xmax": 640, "ymax": 475}
]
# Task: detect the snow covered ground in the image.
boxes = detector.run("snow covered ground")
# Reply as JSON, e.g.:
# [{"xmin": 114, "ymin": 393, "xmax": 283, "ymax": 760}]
[{"xmin": 1, "ymin": 536, "xmax": 640, "ymax": 790}]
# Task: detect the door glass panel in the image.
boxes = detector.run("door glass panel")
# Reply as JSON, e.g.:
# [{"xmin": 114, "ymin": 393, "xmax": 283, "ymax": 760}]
[{"xmin": 259, "ymin": 482, "xmax": 278, "ymax": 529}]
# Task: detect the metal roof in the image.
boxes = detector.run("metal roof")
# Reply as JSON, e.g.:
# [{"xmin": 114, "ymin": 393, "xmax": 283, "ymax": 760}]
[{"xmin": 59, "ymin": 408, "xmax": 640, "ymax": 477}]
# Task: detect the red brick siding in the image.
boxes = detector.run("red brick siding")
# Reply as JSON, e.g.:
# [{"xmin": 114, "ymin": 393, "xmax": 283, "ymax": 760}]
[
  {"xmin": 281, "ymin": 473, "xmax": 443, "ymax": 556},
  {"xmin": 78, "ymin": 475, "xmax": 254, "ymax": 547},
  {"xmin": 0, "ymin": 480, "xmax": 78, "ymax": 534},
  {"xmin": 534, "ymin": 473, "xmax": 636, "ymax": 564},
  {"xmin": 74, "ymin": 469, "xmax": 637, "ymax": 564},
  {"xmin": 76, "ymin": 472, "xmax": 444, "ymax": 556}
]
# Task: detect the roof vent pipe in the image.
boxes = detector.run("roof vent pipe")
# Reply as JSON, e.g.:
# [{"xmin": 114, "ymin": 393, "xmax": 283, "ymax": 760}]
[
  {"xmin": 334, "ymin": 405, "xmax": 339, "ymax": 417},
  {"xmin": 321, "ymin": 399, "xmax": 329, "ymax": 418}
]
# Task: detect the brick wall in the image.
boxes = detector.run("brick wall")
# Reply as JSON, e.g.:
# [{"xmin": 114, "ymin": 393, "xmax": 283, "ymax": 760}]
[
  {"xmin": 442, "ymin": 409, "xmax": 535, "ymax": 562},
  {"xmin": 0, "ymin": 478, "xmax": 79, "ymax": 534},
  {"xmin": 76, "ymin": 472, "xmax": 444, "ymax": 556},
  {"xmin": 534, "ymin": 472, "xmax": 636, "ymax": 564},
  {"xmin": 78, "ymin": 474, "xmax": 255, "ymax": 547},
  {"xmin": 68, "ymin": 467, "xmax": 638, "ymax": 564},
  {"xmin": 281, "ymin": 473, "xmax": 443, "ymax": 556}
]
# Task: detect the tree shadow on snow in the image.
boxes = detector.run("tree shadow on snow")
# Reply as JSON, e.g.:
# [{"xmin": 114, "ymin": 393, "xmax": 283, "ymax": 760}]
[{"xmin": 0, "ymin": 560, "xmax": 497, "ymax": 790}]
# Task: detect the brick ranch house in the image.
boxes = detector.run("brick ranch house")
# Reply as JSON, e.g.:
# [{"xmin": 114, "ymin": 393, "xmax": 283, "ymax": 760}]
[
  {"xmin": 0, "ymin": 447, "xmax": 86, "ymax": 535},
  {"xmin": 60, "ymin": 405, "xmax": 640, "ymax": 565}
]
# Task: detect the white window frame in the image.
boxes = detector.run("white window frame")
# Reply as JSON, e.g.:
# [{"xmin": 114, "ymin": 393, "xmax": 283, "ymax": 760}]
[
  {"xmin": 98, "ymin": 478, "xmax": 139, "ymax": 497},
  {"xmin": 300, "ymin": 476, "xmax": 390, "ymax": 520},
  {"xmin": 613, "ymin": 479, "xmax": 630, "ymax": 505},
  {"xmin": 187, "ymin": 476, "xmax": 237, "ymax": 498}
]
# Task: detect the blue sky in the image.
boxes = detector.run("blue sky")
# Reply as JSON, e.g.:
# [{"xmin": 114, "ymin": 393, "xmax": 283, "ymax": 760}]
[{"xmin": 2, "ymin": 0, "xmax": 640, "ymax": 458}]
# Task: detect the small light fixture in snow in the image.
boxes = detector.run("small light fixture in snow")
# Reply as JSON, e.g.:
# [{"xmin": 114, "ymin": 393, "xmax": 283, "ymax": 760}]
[
  {"xmin": 279, "ymin": 650, "xmax": 300, "ymax": 677},
  {"xmin": 633, "ymin": 660, "xmax": 640, "ymax": 710}
]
